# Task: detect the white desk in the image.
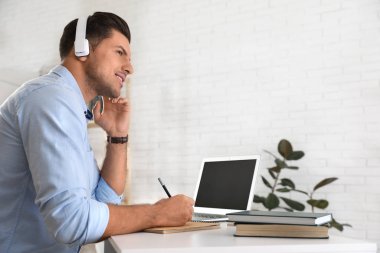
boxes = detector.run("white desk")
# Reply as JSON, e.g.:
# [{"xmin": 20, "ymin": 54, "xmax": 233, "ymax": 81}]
[{"xmin": 105, "ymin": 223, "xmax": 377, "ymax": 253}]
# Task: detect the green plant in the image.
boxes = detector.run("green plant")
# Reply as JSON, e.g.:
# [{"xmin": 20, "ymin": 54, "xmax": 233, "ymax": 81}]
[{"xmin": 253, "ymin": 139, "xmax": 351, "ymax": 231}]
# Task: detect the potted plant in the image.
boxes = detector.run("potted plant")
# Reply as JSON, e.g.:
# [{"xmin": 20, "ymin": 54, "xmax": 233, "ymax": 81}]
[{"xmin": 253, "ymin": 139, "xmax": 351, "ymax": 231}]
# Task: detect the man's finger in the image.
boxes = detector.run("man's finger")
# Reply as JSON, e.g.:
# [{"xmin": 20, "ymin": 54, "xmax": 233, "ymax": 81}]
[{"xmin": 117, "ymin": 97, "xmax": 128, "ymax": 104}]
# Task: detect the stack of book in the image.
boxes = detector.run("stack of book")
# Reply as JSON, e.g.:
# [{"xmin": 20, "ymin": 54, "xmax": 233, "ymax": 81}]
[{"xmin": 226, "ymin": 210, "xmax": 332, "ymax": 239}]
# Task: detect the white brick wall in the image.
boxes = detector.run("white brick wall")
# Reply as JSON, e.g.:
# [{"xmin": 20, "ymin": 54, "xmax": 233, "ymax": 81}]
[
  {"xmin": 125, "ymin": 0, "xmax": 380, "ymax": 249},
  {"xmin": 0, "ymin": 0, "xmax": 379, "ymax": 250}
]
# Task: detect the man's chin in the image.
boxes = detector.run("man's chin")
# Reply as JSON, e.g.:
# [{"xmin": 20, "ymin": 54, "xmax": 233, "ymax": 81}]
[
  {"xmin": 113, "ymin": 91, "xmax": 121, "ymax": 98},
  {"xmin": 111, "ymin": 94, "xmax": 121, "ymax": 99},
  {"xmin": 106, "ymin": 89, "xmax": 121, "ymax": 99}
]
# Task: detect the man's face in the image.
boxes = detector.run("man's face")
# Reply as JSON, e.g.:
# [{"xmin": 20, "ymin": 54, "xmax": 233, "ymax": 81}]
[{"xmin": 84, "ymin": 29, "xmax": 133, "ymax": 98}]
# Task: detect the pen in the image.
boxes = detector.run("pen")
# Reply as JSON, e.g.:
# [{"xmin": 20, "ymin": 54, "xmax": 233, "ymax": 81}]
[{"xmin": 158, "ymin": 177, "xmax": 172, "ymax": 198}]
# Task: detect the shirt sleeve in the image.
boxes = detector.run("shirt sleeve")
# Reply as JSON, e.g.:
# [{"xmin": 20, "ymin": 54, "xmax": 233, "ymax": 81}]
[
  {"xmin": 18, "ymin": 85, "xmax": 109, "ymax": 245},
  {"xmin": 96, "ymin": 177, "xmax": 123, "ymax": 205}
]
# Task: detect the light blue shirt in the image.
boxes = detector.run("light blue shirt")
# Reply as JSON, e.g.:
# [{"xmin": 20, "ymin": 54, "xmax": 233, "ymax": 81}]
[{"xmin": 0, "ymin": 65, "xmax": 122, "ymax": 253}]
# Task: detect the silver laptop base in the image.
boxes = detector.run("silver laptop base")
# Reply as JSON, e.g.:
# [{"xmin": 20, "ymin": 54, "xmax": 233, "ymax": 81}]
[{"xmin": 192, "ymin": 213, "xmax": 228, "ymax": 222}]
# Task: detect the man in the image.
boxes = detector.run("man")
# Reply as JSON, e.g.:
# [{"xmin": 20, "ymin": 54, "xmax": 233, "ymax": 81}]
[{"xmin": 0, "ymin": 12, "xmax": 194, "ymax": 253}]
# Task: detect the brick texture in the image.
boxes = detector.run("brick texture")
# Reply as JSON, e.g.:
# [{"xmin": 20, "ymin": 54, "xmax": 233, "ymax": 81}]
[{"xmin": 0, "ymin": 0, "xmax": 379, "ymax": 250}]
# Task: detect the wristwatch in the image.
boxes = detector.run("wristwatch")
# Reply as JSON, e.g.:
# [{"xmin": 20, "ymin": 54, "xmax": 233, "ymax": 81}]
[{"xmin": 107, "ymin": 135, "xmax": 128, "ymax": 144}]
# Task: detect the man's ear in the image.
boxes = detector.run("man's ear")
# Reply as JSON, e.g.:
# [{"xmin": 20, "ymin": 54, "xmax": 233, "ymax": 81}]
[{"xmin": 77, "ymin": 56, "xmax": 88, "ymax": 62}]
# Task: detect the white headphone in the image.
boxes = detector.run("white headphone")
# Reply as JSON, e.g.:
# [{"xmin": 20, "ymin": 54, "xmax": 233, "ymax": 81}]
[{"xmin": 74, "ymin": 16, "xmax": 89, "ymax": 57}]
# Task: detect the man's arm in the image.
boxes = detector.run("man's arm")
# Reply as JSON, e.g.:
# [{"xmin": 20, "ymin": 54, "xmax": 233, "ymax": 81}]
[
  {"xmin": 21, "ymin": 88, "xmax": 111, "ymax": 245},
  {"xmin": 100, "ymin": 143, "xmax": 127, "ymax": 195},
  {"xmin": 101, "ymin": 194, "xmax": 194, "ymax": 239},
  {"xmin": 94, "ymin": 97, "xmax": 129, "ymax": 194}
]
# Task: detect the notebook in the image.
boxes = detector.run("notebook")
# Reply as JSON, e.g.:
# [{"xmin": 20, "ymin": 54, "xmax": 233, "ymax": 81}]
[
  {"xmin": 192, "ymin": 155, "xmax": 260, "ymax": 222},
  {"xmin": 144, "ymin": 222, "xmax": 220, "ymax": 234}
]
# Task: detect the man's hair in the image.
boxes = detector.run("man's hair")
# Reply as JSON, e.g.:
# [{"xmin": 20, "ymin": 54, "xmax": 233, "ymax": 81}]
[{"xmin": 59, "ymin": 12, "xmax": 131, "ymax": 60}]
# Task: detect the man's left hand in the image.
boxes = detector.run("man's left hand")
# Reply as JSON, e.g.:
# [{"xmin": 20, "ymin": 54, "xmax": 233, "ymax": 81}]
[{"xmin": 93, "ymin": 96, "xmax": 130, "ymax": 137}]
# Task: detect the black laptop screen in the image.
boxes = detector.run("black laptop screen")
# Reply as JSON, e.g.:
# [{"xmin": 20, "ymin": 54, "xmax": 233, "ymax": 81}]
[{"xmin": 195, "ymin": 159, "xmax": 257, "ymax": 210}]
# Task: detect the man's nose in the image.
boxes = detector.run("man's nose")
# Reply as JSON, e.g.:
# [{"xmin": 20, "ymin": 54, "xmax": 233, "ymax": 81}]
[{"xmin": 124, "ymin": 59, "xmax": 134, "ymax": 75}]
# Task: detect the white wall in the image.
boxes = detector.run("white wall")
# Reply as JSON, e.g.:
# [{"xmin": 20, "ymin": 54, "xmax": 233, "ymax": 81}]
[{"xmin": 0, "ymin": 0, "xmax": 379, "ymax": 250}]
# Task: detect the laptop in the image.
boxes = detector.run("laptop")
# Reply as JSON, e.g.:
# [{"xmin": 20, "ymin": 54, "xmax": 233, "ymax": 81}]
[{"xmin": 191, "ymin": 155, "xmax": 260, "ymax": 222}]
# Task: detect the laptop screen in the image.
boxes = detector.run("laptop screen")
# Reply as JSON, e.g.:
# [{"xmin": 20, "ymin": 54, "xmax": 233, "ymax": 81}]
[{"xmin": 194, "ymin": 158, "xmax": 258, "ymax": 210}]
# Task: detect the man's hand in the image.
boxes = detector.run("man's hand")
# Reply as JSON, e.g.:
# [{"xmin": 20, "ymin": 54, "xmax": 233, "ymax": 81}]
[
  {"xmin": 93, "ymin": 96, "xmax": 130, "ymax": 136},
  {"xmin": 152, "ymin": 195, "xmax": 195, "ymax": 227},
  {"xmin": 102, "ymin": 195, "xmax": 194, "ymax": 239}
]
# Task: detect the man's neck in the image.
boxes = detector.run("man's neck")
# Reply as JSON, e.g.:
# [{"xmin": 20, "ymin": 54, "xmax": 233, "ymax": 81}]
[{"xmin": 61, "ymin": 57, "xmax": 96, "ymax": 104}]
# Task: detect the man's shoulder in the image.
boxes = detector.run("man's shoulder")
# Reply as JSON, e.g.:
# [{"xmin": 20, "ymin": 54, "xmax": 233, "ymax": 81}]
[
  {"xmin": 13, "ymin": 72, "xmax": 79, "ymax": 108},
  {"xmin": 11, "ymin": 73, "xmax": 87, "ymax": 126},
  {"xmin": 23, "ymin": 72, "xmax": 75, "ymax": 95}
]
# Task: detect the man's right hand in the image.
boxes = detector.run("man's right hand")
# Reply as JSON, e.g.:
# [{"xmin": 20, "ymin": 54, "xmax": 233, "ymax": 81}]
[
  {"xmin": 102, "ymin": 194, "xmax": 194, "ymax": 239},
  {"xmin": 152, "ymin": 195, "xmax": 194, "ymax": 227}
]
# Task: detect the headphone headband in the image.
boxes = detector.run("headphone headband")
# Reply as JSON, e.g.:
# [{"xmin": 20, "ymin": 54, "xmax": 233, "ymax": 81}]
[{"xmin": 74, "ymin": 16, "xmax": 89, "ymax": 57}]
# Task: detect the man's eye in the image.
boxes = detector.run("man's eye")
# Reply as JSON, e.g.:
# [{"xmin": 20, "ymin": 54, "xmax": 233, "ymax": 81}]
[{"xmin": 117, "ymin": 50, "xmax": 123, "ymax": 56}]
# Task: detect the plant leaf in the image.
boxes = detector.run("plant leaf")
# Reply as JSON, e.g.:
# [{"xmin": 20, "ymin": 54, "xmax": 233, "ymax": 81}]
[
  {"xmin": 253, "ymin": 195, "xmax": 265, "ymax": 204},
  {"xmin": 293, "ymin": 189, "xmax": 309, "ymax": 196},
  {"xmin": 330, "ymin": 218, "xmax": 343, "ymax": 231},
  {"xmin": 261, "ymin": 176, "xmax": 273, "ymax": 189},
  {"xmin": 280, "ymin": 197, "xmax": 305, "ymax": 211},
  {"xmin": 268, "ymin": 169, "xmax": 276, "ymax": 179},
  {"xmin": 313, "ymin": 177, "xmax": 338, "ymax": 191},
  {"xmin": 281, "ymin": 207, "xmax": 294, "ymax": 212},
  {"xmin": 329, "ymin": 218, "xmax": 352, "ymax": 231},
  {"xmin": 278, "ymin": 139, "xmax": 293, "ymax": 159},
  {"xmin": 276, "ymin": 188, "xmax": 291, "ymax": 192},
  {"xmin": 280, "ymin": 178, "xmax": 295, "ymax": 189},
  {"xmin": 285, "ymin": 166, "xmax": 299, "ymax": 170},
  {"xmin": 307, "ymin": 199, "xmax": 329, "ymax": 209},
  {"xmin": 269, "ymin": 166, "xmax": 281, "ymax": 173},
  {"xmin": 286, "ymin": 151, "xmax": 305, "ymax": 160},
  {"xmin": 265, "ymin": 193, "xmax": 279, "ymax": 210},
  {"xmin": 275, "ymin": 159, "xmax": 287, "ymax": 169}
]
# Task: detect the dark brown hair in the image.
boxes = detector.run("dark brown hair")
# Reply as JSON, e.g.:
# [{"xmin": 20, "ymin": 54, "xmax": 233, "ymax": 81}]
[{"xmin": 59, "ymin": 12, "xmax": 131, "ymax": 59}]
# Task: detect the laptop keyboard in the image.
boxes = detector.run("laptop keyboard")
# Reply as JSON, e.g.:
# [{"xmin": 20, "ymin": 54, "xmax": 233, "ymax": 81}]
[{"xmin": 192, "ymin": 213, "xmax": 228, "ymax": 222}]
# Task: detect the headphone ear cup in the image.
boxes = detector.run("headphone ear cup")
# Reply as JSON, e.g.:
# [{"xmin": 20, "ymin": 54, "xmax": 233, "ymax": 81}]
[{"xmin": 74, "ymin": 38, "xmax": 89, "ymax": 57}]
